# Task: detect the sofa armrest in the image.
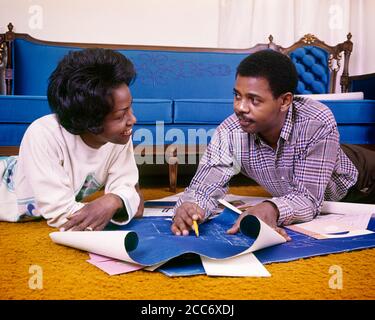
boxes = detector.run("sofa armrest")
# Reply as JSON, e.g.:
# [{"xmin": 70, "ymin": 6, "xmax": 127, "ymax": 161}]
[{"xmin": 349, "ymin": 73, "xmax": 375, "ymax": 100}]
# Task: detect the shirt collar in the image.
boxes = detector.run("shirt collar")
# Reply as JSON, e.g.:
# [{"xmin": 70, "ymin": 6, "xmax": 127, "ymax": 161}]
[{"xmin": 250, "ymin": 102, "xmax": 294, "ymax": 146}]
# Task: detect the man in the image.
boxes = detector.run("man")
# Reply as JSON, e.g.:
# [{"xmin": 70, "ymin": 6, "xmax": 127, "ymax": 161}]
[{"xmin": 171, "ymin": 50, "xmax": 375, "ymax": 240}]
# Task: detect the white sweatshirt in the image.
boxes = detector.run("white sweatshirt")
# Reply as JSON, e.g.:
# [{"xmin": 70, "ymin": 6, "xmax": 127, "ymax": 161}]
[{"xmin": 0, "ymin": 114, "xmax": 140, "ymax": 227}]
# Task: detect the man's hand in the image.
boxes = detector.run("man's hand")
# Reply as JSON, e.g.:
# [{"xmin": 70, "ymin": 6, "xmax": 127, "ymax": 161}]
[
  {"xmin": 60, "ymin": 193, "xmax": 123, "ymax": 231},
  {"xmin": 227, "ymin": 201, "xmax": 291, "ymax": 241},
  {"xmin": 171, "ymin": 202, "xmax": 205, "ymax": 236}
]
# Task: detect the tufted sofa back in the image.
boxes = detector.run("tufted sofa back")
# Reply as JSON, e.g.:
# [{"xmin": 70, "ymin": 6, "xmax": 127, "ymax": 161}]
[
  {"xmin": 289, "ymin": 46, "xmax": 329, "ymax": 94},
  {"xmin": 279, "ymin": 33, "xmax": 353, "ymax": 94}
]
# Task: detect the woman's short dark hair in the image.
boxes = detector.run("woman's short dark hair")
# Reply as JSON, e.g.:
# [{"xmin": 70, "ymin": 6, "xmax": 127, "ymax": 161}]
[
  {"xmin": 236, "ymin": 50, "xmax": 298, "ymax": 98},
  {"xmin": 47, "ymin": 48, "xmax": 136, "ymax": 134}
]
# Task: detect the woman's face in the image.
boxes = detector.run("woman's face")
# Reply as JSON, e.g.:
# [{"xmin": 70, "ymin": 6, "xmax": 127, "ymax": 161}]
[{"xmin": 81, "ymin": 84, "xmax": 136, "ymax": 148}]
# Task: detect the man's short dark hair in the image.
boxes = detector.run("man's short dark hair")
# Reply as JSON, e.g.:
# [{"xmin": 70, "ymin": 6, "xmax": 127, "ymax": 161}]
[
  {"xmin": 47, "ymin": 48, "xmax": 136, "ymax": 134},
  {"xmin": 236, "ymin": 50, "xmax": 298, "ymax": 98}
]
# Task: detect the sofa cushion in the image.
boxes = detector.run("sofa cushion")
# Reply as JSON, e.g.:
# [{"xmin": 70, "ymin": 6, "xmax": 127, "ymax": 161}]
[
  {"xmin": 132, "ymin": 124, "xmax": 217, "ymax": 146},
  {"xmin": 338, "ymin": 125, "xmax": 375, "ymax": 144},
  {"xmin": 0, "ymin": 96, "xmax": 173, "ymax": 124},
  {"xmin": 0, "ymin": 95, "xmax": 50, "ymax": 123},
  {"xmin": 0, "ymin": 95, "xmax": 173, "ymax": 146},
  {"xmin": 174, "ymin": 99, "xmax": 233, "ymax": 124},
  {"xmin": 132, "ymin": 99, "xmax": 173, "ymax": 124},
  {"xmin": 0, "ymin": 124, "xmax": 29, "ymax": 146},
  {"xmin": 322, "ymin": 100, "xmax": 375, "ymax": 124},
  {"xmin": 349, "ymin": 74, "xmax": 375, "ymax": 100}
]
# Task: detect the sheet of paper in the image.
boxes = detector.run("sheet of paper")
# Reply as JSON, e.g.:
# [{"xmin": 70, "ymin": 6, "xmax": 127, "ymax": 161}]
[
  {"xmin": 201, "ymin": 253, "xmax": 270, "ymax": 277},
  {"xmin": 50, "ymin": 231, "xmax": 140, "ymax": 264},
  {"xmin": 320, "ymin": 230, "xmax": 373, "ymax": 239},
  {"xmin": 218, "ymin": 199, "xmax": 242, "ymax": 214},
  {"xmin": 286, "ymin": 201, "xmax": 375, "ymax": 239},
  {"xmin": 87, "ymin": 258, "xmax": 144, "ymax": 275},
  {"xmin": 321, "ymin": 201, "xmax": 375, "ymax": 215},
  {"xmin": 143, "ymin": 194, "xmax": 268, "ymax": 217},
  {"xmin": 157, "ymin": 254, "xmax": 206, "ymax": 277},
  {"xmin": 50, "ymin": 208, "xmax": 285, "ymax": 268},
  {"xmin": 143, "ymin": 207, "xmax": 174, "ymax": 217},
  {"xmin": 144, "ymin": 262, "xmax": 165, "ymax": 271},
  {"xmin": 88, "ymin": 252, "xmax": 113, "ymax": 262},
  {"xmin": 87, "ymin": 253, "xmax": 163, "ymax": 274},
  {"xmin": 287, "ymin": 212, "xmax": 373, "ymax": 234}
]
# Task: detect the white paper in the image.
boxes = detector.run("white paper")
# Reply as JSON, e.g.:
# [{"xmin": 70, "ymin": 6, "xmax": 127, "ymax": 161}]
[
  {"xmin": 321, "ymin": 201, "xmax": 375, "ymax": 215},
  {"xmin": 201, "ymin": 253, "xmax": 270, "ymax": 277},
  {"xmin": 287, "ymin": 201, "xmax": 375, "ymax": 239},
  {"xmin": 321, "ymin": 230, "xmax": 373, "ymax": 239},
  {"xmin": 289, "ymin": 212, "xmax": 372, "ymax": 233},
  {"xmin": 144, "ymin": 262, "xmax": 165, "ymax": 271},
  {"xmin": 143, "ymin": 208, "xmax": 174, "ymax": 217},
  {"xmin": 50, "ymin": 231, "xmax": 139, "ymax": 264},
  {"xmin": 218, "ymin": 199, "xmax": 242, "ymax": 214}
]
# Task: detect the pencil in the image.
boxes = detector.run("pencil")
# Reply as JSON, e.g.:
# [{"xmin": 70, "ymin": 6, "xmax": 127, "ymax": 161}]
[
  {"xmin": 192, "ymin": 220, "xmax": 199, "ymax": 237},
  {"xmin": 193, "ymin": 203, "xmax": 199, "ymax": 237}
]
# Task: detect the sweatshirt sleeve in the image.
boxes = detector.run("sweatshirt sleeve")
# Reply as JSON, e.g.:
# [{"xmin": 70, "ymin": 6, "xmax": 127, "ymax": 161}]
[
  {"xmin": 105, "ymin": 139, "xmax": 140, "ymax": 225},
  {"xmin": 17, "ymin": 123, "xmax": 85, "ymax": 228}
]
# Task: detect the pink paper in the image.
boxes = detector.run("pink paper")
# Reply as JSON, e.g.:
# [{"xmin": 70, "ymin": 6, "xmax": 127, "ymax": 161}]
[
  {"xmin": 88, "ymin": 252, "xmax": 113, "ymax": 262},
  {"xmin": 87, "ymin": 252, "xmax": 144, "ymax": 275},
  {"xmin": 87, "ymin": 258, "xmax": 144, "ymax": 275}
]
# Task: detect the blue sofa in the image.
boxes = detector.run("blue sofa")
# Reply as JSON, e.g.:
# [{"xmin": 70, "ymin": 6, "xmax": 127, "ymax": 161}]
[
  {"xmin": 349, "ymin": 72, "xmax": 375, "ymax": 100},
  {"xmin": 1, "ymin": 25, "xmax": 374, "ymax": 191}
]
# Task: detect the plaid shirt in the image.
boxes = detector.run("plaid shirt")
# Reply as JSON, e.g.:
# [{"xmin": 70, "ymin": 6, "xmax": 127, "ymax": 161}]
[{"xmin": 176, "ymin": 97, "xmax": 358, "ymax": 226}]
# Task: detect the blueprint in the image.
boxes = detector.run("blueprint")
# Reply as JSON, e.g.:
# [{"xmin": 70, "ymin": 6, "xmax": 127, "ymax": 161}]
[
  {"xmin": 157, "ymin": 216, "xmax": 375, "ymax": 276},
  {"xmin": 49, "ymin": 208, "xmax": 285, "ymax": 266},
  {"xmin": 256, "ymin": 216, "xmax": 375, "ymax": 264},
  {"xmin": 49, "ymin": 199, "xmax": 375, "ymax": 276}
]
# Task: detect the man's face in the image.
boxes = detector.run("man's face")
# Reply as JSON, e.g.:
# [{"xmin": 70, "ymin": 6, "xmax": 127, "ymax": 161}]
[
  {"xmin": 91, "ymin": 83, "xmax": 136, "ymax": 147},
  {"xmin": 233, "ymin": 75, "xmax": 285, "ymax": 137}
]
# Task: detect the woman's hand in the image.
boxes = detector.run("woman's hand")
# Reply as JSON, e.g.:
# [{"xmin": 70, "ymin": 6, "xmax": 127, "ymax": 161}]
[{"xmin": 60, "ymin": 193, "xmax": 123, "ymax": 231}]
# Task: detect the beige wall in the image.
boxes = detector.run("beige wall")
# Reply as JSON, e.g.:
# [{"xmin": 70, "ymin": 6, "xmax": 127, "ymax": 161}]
[{"xmin": 0, "ymin": 0, "xmax": 220, "ymax": 47}]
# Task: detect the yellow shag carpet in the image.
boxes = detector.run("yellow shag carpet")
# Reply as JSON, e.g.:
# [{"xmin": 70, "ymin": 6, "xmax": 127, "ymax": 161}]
[{"xmin": 1, "ymin": 184, "xmax": 374, "ymax": 300}]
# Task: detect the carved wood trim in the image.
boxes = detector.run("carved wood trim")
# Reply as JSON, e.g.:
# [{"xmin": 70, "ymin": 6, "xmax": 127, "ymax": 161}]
[
  {"xmin": 278, "ymin": 33, "xmax": 353, "ymax": 93},
  {"xmin": 9, "ymin": 32, "xmax": 272, "ymax": 54}
]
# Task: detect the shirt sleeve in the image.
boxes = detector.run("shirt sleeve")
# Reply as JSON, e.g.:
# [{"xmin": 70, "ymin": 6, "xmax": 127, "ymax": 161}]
[
  {"xmin": 175, "ymin": 127, "xmax": 240, "ymax": 219},
  {"xmin": 17, "ymin": 124, "xmax": 85, "ymax": 228},
  {"xmin": 268, "ymin": 124, "xmax": 340, "ymax": 226},
  {"xmin": 105, "ymin": 139, "xmax": 140, "ymax": 225}
]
